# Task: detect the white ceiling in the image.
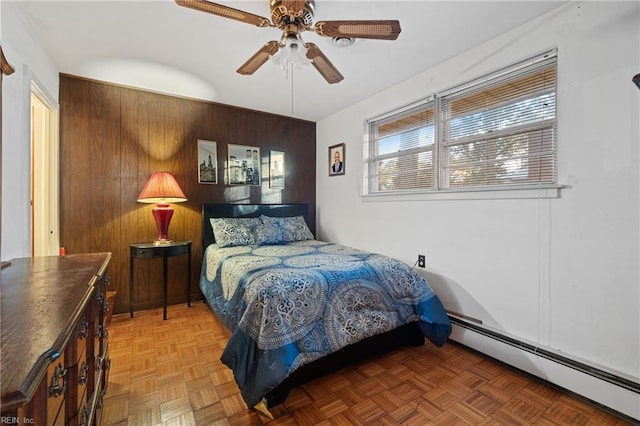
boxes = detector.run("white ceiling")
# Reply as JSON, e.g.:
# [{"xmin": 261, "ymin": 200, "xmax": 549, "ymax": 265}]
[{"xmin": 15, "ymin": 0, "xmax": 567, "ymax": 122}]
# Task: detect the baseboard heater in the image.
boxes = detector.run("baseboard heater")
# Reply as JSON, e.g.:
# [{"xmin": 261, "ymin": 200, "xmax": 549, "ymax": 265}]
[{"xmin": 447, "ymin": 314, "xmax": 640, "ymax": 395}]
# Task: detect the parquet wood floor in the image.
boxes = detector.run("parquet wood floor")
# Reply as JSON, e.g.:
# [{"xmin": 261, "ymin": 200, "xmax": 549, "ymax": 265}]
[{"xmin": 102, "ymin": 303, "xmax": 633, "ymax": 425}]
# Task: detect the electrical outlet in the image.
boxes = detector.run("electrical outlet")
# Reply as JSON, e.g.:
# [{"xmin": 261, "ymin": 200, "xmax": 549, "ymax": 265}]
[{"xmin": 418, "ymin": 254, "xmax": 426, "ymax": 268}]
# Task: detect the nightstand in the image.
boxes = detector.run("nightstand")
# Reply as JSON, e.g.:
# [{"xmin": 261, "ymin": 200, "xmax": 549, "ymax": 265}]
[{"xmin": 129, "ymin": 240, "xmax": 191, "ymax": 320}]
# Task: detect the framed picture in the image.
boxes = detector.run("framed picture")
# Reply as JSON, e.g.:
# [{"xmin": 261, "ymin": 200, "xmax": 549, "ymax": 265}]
[
  {"xmin": 329, "ymin": 143, "xmax": 345, "ymax": 176},
  {"xmin": 269, "ymin": 150, "xmax": 285, "ymax": 189},
  {"xmin": 197, "ymin": 139, "xmax": 217, "ymax": 184},
  {"xmin": 228, "ymin": 144, "xmax": 261, "ymax": 186}
]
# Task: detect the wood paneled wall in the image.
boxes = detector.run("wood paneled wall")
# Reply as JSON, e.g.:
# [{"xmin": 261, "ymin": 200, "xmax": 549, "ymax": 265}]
[{"xmin": 59, "ymin": 75, "xmax": 316, "ymax": 314}]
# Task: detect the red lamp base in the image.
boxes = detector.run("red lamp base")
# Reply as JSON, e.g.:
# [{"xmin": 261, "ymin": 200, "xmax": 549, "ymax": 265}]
[{"xmin": 151, "ymin": 204, "xmax": 175, "ymax": 243}]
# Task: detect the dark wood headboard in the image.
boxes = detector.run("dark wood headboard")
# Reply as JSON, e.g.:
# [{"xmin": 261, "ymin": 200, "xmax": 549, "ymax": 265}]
[{"xmin": 201, "ymin": 203, "xmax": 311, "ymax": 249}]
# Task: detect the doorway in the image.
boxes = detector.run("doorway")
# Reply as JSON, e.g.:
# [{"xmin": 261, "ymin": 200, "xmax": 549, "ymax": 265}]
[{"xmin": 30, "ymin": 84, "xmax": 59, "ymax": 256}]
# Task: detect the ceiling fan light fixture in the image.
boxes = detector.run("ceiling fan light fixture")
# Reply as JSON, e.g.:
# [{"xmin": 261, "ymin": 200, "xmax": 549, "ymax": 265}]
[
  {"xmin": 272, "ymin": 35, "xmax": 312, "ymax": 70},
  {"xmin": 331, "ymin": 37, "xmax": 355, "ymax": 48}
]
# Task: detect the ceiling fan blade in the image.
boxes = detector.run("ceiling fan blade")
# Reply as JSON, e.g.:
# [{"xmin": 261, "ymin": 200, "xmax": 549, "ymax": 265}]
[
  {"xmin": 175, "ymin": 0, "xmax": 271, "ymax": 27},
  {"xmin": 305, "ymin": 43, "xmax": 344, "ymax": 84},
  {"xmin": 314, "ymin": 20, "xmax": 401, "ymax": 40},
  {"xmin": 237, "ymin": 41, "xmax": 280, "ymax": 75}
]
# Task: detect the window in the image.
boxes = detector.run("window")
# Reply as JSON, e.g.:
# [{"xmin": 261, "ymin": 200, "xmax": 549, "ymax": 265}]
[{"xmin": 364, "ymin": 50, "xmax": 557, "ymax": 196}]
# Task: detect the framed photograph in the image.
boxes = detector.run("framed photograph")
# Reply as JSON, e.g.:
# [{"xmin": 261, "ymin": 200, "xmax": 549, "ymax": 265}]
[
  {"xmin": 329, "ymin": 143, "xmax": 345, "ymax": 176},
  {"xmin": 228, "ymin": 144, "xmax": 261, "ymax": 185},
  {"xmin": 269, "ymin": 150, "xmax": 285, "ymax": 189},
  {"xmin": 197, "ymin": 139, "xmax": 218, "ymax": 184}
]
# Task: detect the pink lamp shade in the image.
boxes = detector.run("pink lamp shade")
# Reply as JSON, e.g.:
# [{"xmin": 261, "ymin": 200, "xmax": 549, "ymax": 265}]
[{"xmin": 137, "ymin": 171, "xmax": 187, "ymax": 243}]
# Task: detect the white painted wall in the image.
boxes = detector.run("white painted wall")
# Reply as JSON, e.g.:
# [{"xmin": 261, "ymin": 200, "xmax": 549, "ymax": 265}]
[
  {"xmin": 1, "ymin": 1, "xmax": 59, "ymax": 260},
  {"xmin": 316, "ymin": 1, "xmax": 639, "ymax": 418}
]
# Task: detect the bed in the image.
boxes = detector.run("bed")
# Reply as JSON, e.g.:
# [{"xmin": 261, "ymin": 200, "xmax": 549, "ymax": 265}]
[{"xmin": 199, "ymin": 203, "xmax": 452, "ymax": 413}]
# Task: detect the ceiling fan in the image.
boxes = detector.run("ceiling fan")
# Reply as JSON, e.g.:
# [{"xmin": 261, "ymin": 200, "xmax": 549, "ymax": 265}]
[{"xmin": 175, "ymin": 0, "xmax": 401, "ymax": 84}]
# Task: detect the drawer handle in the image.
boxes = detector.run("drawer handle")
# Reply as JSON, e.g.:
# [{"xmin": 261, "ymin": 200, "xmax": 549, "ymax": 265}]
[
  {"xmin": 78, "ymin": 317, "xmax": 89, "ymax": 339},
  {"xmin": 97, "ymin": 388, "xmax": 106, "ymax": 410},
  {"xmin": 80, "ymin": 406, "xmax": 90, "ymax": 426},
  {"xmin": 96, "ymin": 290, "xmax": 104, "ymax": 306},
  {"xmin": 48, "ymin": 363, "xmax": 67, "ymax": 397},
  {"xmin": 78, "ymin": 361, "xmax": 89, "ymax": 385}
]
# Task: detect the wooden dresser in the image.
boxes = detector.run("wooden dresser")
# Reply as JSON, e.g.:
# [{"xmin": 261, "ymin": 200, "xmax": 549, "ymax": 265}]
[{"xmin": 1, "ymin": 253, "xmax": 112, "ymax": 426}]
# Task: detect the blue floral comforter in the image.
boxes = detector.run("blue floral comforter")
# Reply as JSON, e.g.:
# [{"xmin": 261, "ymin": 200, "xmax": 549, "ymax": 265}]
[{"xmin": 199, "ymin": 240, "xmax": 452, "ymax": 407}]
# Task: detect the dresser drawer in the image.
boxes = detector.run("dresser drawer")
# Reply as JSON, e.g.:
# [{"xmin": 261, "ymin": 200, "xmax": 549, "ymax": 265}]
[
  {"xmin": 76, "ymin": 356, "xmax": 89, "ymax": 411},
  {"xmin": 65, "ymin": 384, "xmax": 88, "ymax": 426},
  {"xmin": 64, "ymin": 345, "xmax": 88, "ymax": 423},
  {"xmin": 101, "ymin": 342, "xmax": 111, "ymax": 394},
  {"xmin": 75, "ymin": 312, "xmax": 89, "ymax": 365},
  {"xmin": 45, "ymin": 360, "xmax": 67, "ymax": 426},
  {"xmin": 88, "ymin": 288, "xmax": 102, "ymax": 325}
]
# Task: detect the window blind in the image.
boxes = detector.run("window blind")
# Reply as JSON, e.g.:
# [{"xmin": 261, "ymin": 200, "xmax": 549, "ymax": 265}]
[
  {"xmin": 366, "ymin": 100, "xmax": 436, "ymax": 193},
  {"xmin": 364, "ymin": 50, "xmax": 557, "ymax": 195},
  {"xmin": 439, "ymin": 55, "xmax": 557, "ymax": 189}
]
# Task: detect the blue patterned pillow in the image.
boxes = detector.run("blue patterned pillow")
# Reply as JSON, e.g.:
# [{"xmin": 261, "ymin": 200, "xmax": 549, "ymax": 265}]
[
  {"xmin": 255, "ymin": 222, "xmax": 287, "ymax": 245},
  {"xmin": 260, "ymin": 215, "xmax": 314, "ymax": 242},
  {"xmin": 210, "ymin": 217, "xmax": 261, "ymax": 247}
]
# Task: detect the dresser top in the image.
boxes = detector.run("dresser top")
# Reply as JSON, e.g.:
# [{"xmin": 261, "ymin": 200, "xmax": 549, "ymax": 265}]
[{"xmin": 1, "ymin": 252, "xmax": 111, "ymax": 409}]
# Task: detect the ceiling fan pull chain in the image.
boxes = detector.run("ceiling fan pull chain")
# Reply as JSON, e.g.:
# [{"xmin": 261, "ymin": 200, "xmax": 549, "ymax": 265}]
[{"xmin": 290, "ymin": 64, "xmax": 294, "ymax": 116}]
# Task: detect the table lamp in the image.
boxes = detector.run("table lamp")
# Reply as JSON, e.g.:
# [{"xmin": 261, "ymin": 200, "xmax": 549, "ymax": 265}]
[{"xmin": 137, "ymin": 171, "xmax": 187, "ymax": 244}]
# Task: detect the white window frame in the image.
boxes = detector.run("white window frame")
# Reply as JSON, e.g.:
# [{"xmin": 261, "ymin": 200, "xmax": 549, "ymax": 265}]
[{"xmin": 363, "ymin": 50, "xmax": 561, "ymax": 201}]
